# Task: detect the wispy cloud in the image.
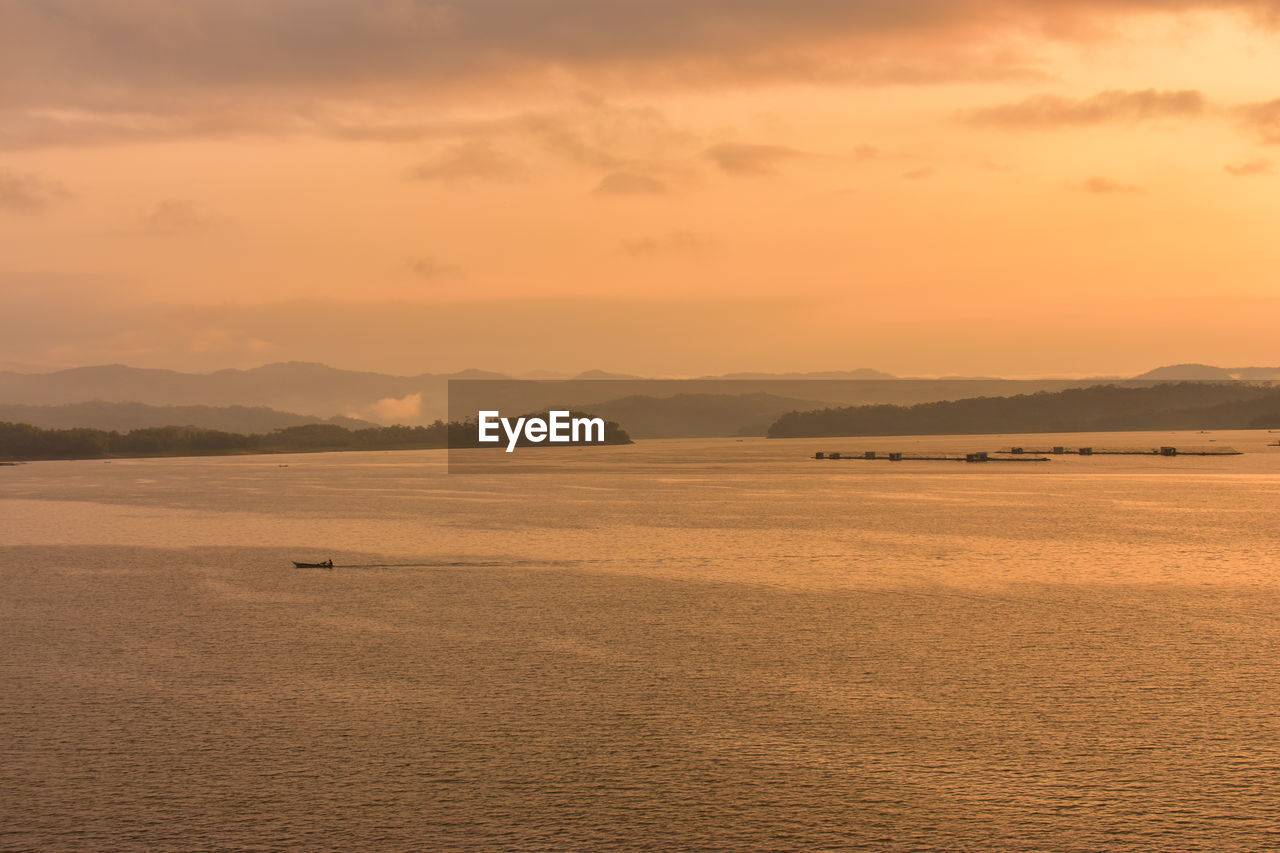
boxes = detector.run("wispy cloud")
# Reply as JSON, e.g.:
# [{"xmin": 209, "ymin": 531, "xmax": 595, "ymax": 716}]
[
  {"xmin": 620, "ymin": 230, "xmax": 713, "ymax": 256},
  {"xmin": 140, "ymin": 199, "xmax": 217, "ymax": 235},
  {"xmin": 0, "ymin": 170, "xmax": 70, "ymax": 212},
  {"xmin": 705, "ymin": 142, "xmax": 803, "ymax": 175},
  {"xmin": 1236, "ymin": 98, "xmax": 1280, "ymax": 145},
  {"xmin": 594, "ymin": 171, "xmax": 667, "ymax": 195},
  {"xmin": 1074, "ymin": 176, "xmax": 1143, "ymax": 194},
  {"xmin": 409, "ymin": 140, "xmax": 526, "ymax": 183},
  {"xmin": 399, "ymin": 99, "xmax": 696, "ymax": 183},
  {"xmin": 407, "ymin": 256, "xmax": 462, "ymax": 279},
  {"xmin": 964, "ymin": 89, "xmax": 1207, "ymax": 129},
  {"xmin": 518, "ymin": 98, "xmax": 694, "ymax": 169},
  {"xmin": 1224, "ymin": 157, "xmax": 1273, "ymax": 176}
]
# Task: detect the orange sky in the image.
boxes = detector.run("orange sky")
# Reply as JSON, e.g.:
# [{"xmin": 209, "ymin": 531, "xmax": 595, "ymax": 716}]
[{"xmin": 2, "ymin": 1, "xmax": 1280, "ymax": 377}]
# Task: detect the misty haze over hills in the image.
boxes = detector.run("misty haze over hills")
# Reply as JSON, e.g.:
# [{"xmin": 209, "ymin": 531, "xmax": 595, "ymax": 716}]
[{"xmin": 1, "ymin": 362, "xmax": 1278, "ymax": 437}]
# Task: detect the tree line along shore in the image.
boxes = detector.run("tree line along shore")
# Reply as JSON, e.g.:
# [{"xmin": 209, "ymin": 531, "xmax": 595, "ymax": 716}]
[
  {"xmin": 767, "ymin": 382, "xmax": 1280, "ymax": 438},
  {"xmin": 0, "ymin": 417, "xmax": 632, "ymax": 462}
]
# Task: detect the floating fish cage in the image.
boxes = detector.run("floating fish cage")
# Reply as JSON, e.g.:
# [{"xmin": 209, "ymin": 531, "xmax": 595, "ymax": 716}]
[
  {"xmin": 814, "ymin": 443, "xmax": 1244, "ymax": 462},
  {"xmin": 814, "ymin": 450, "xmax": 1049, "ymax": 463},
  {"xmin": 994, "ymin": 445, "xmax": 1241, "ymax": 456}
]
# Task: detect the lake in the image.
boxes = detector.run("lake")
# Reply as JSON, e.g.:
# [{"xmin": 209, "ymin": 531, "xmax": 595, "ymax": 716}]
[{"xmin": 4, "ymin": 430, "xmax": 1280, "ymax": 850}]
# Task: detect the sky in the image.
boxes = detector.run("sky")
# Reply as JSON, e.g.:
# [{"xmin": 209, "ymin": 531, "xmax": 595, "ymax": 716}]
[{"xmin": 3, "ymin": 0, "xmax": 1280, "ymax": 378}]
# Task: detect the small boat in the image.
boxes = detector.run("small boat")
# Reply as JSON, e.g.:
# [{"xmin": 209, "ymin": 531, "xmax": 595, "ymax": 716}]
[{"xmin": 293, "ymin": 559, "xmax": 333, "ymax": 569}]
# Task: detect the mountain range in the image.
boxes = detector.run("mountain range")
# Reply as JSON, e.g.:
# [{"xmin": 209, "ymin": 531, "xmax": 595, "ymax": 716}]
[{"xmin": 1, "ymin": 361, "xmax": 1277, "ymax": 437}]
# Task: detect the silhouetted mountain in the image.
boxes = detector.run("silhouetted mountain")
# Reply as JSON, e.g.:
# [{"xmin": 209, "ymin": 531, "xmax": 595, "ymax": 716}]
[
  {"xmin": 1133, "ymin": 364, "xmax": 1236, "ymax": 380},
  {"xmin": 0, "ymin": 401, "xmax": 376, "ymax": 433},
  {"xmin": 1134, "ymin": 364, "xmax": 1280, "ymax": 380},
  {"xmin": 572, "ymin": 370, "xmax": 647, "ymax": 380}
]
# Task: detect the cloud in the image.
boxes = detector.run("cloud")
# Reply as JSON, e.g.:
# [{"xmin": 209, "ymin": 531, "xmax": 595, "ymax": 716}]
[
  {"xmin": 140, "ymin": 199, "xmax": 216, "ymax": 234},
  {"xmin": 1236, "ymin": 98, "xmax": 1280, "ymax": 144},
  {"xmin": 10, "ymin": 2, "xmax": 1278, "ymax": 150},
  {"xmin": 342, "ymin": 98, "xmax": 697, "ymax": 179},
  {"xmin": 1075, "ymin": 176, "xmax": 1143, "ymax": 194},
  {"xmin": 371, "ymin": 393, "xmax": 422, "ymax": 423},
  {"xmin": 902, "ymin": 167, "xmax": 935, "ymax": 180},
  {"xmin": 0, "ymin": 2, "xmax": 1070, "ymax": 150},
  {"xmin": 0, "ymin": 170, "xmax": 70, "ymax": 212},
  {"xmin": 518, "ymin": 98, "xmax": 695, "ymax": 169},
  {"xmin": 0, "ymin": 1, "xmax": 1038, "ymax": 111},
  {"xmin": 594, "ymin": 171, "xmax": 667, "ymax": 195},
  {"xmin": 965, "ymin": 89, "xmax": 1208, "ymax": 129},
  {"xmin": 408, "ymin": 256, "xmax": 461, "ymax": 279},
  {"xmin": 8, "ymin": 2, "xmax": 1277, "ymax": 108},
  {"xmin": 705, "ymin": 142, "xmax": 803, "ymax": 175},
  {"xmin": 409, "ymin": 140, "xmax": 526, "ymax": 183},
  {"xmin": 1224, "ymin": 157, "xmax": 1273, "ymax": 176},
  {"xmin": 0, "ymin": 105, "xmax": 321, "ymax": 151},
  {"xmin": 620, "ymin": 230, "xmax": 713, "ymax": 256}
]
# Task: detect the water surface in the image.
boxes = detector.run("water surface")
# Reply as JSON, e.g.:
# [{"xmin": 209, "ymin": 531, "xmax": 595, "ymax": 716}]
[{"xmin": 4, "ymin": 432, "xmax": 1280, "ymax": 850}]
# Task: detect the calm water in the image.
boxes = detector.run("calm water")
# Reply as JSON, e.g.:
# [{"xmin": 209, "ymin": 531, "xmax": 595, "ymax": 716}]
[{"xmin": 4, "ymin": 431, "xmax": 1280, "ymax": 851}]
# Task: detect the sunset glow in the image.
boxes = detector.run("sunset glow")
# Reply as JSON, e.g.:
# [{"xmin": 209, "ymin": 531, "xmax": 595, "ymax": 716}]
[{"xmin": 3, "ymin": 1, "xmax": 1280, "ymax": 375}]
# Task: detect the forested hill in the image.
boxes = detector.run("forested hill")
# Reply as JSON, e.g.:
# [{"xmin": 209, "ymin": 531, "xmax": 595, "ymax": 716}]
[{"xmin": 767, "ymin": 383, "xmax": 1280, "ymax": 438}]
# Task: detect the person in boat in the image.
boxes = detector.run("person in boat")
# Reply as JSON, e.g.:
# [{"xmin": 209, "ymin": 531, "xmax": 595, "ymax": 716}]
[{"xmin": 326, "ymin": 558, "xmax": 333, "ymax": 568}]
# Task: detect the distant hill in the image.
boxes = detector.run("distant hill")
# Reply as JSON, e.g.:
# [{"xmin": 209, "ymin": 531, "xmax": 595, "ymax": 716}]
[
  {"xmin": 572, "ymin": 369, "xmax": 648, "ymax": 380},
  {"xmin": 768, "ymin": 382, "xmax": 1280, "ymax": 438},
  {"xmin": 1134, "ymin": 364, "xmax": 1280, "ymax": 380},
  {"xmin": 0, "ymin": 401, "xmax": 376, "ymax": 434},
  {"xmin": 700, "ymin": 368, "xmax": 898, "ymax": 381},
  {"xmin": 588, "ymin": 392, "xmax": 828, "ymax": 438}
]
